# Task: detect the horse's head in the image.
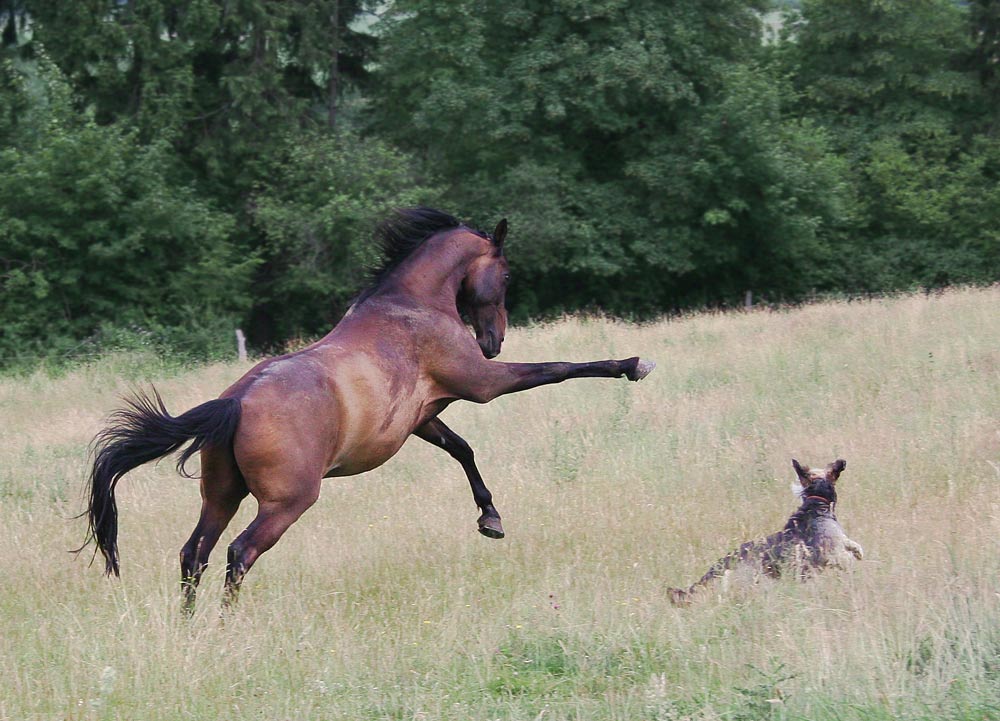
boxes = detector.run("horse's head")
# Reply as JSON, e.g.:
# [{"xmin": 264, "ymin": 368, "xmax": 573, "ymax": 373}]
[
  {"xmin": 459, "ymin": 219, "xmax": 510, "ymax": 359},
  {"xmin": 791, "ymin": 458, "xmax": 845, "ymax": 503}
]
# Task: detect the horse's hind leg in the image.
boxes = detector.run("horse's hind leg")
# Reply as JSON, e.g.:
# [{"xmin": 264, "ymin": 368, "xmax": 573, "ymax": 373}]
[
  {"xmin": 180, "ymin": 447, "xmax": 248, "ymax": 615},
  {"xmin": 223, "ymin": 480, "xmax": 320, "ymax": 606},
  {"xmin": 413, "ymin": 417, "xmax": 504, "ymax": 539}
]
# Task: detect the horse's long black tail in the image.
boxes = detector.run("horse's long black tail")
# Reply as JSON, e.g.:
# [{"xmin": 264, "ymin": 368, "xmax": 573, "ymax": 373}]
[{"xmin": 81, "ymin": 388, "xmax": 242, "ymax": 577}]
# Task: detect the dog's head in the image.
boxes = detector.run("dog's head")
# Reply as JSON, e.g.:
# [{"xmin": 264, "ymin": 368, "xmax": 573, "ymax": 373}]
[{"xmin": 790, "ymin": 458, "xmax": 845, "ymax": 504}]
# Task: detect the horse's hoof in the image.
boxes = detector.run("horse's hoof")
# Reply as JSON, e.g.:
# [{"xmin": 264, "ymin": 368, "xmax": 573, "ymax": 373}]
[
  {"xmin": 478, "ymin": 516, "xmax": 505, "ymax": 539},
  {"xmin": 628, "ymin": 358, "xmax": 656, "ymax": 381}
]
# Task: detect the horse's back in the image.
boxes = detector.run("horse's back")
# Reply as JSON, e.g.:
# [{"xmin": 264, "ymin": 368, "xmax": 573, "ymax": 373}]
[{"xmin": 224, "ymin": 331, "xmax": 436, "ymax": 486}]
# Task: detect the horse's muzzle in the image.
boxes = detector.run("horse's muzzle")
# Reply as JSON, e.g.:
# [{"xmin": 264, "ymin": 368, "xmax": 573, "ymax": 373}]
[{"xmin": 479, "ymin": 331, "xmax": 501, "ymax": 359}]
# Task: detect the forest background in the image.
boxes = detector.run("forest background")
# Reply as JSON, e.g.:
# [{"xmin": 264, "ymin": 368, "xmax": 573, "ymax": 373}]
[{"xmin": 1, "ymin": 0, "xmax": 998, "ymax": 367}]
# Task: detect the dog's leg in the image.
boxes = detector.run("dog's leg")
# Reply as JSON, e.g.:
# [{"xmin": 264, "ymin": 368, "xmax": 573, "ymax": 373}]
[{"xmin": 843, "ymin": 537, "xmax": 864, "ymax": 560}]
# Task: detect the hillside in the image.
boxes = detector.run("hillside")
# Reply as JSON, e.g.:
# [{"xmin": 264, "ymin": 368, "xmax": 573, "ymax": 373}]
[{"xmin": 1, "ymin": 286, "xmax": 998, "ymax": 720}]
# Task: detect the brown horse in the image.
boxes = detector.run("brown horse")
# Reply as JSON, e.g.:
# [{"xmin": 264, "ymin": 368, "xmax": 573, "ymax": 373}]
[{"xmin": 82, "ymin": 208, "xmax": 655, "ymax": 610}]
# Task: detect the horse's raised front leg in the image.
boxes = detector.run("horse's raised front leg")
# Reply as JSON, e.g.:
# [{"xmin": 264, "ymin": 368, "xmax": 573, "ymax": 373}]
[
  {"xmin": 451, "ymin": 356, "xmax": 655, "ymax": 404},
  {"xmin": 413, "ymin": 417, "xmax": 504, "ymax": 539}
]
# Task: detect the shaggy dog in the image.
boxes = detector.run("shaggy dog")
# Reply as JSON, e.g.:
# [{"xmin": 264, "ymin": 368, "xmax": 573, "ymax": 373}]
[{"xmin": 668, "ymin": 459, "xmax": 863, "ymax": 604}]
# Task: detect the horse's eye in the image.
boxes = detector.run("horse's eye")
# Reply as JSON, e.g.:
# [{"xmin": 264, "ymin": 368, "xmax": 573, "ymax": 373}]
[{"xmin": 503, "ymin": 273, "xmax": 511, "ymax": 282}]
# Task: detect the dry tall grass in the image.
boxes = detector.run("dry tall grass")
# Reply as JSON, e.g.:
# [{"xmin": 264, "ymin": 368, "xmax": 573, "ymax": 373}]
[{"xmin": 1, "ymin": 287, "xmax": 998, "ymax": 720}]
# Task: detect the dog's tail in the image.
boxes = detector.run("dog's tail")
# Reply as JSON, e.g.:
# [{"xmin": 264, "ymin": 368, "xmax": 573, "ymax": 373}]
[{"xmin": 668, "ymin": 548, "xmax": 747, "ymax": 606}]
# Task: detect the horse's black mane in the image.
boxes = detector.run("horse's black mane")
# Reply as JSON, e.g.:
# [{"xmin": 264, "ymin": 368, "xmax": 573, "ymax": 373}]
[{"xmin": 354, "ymin": 207, "xmax": 489, "ymax": 305}]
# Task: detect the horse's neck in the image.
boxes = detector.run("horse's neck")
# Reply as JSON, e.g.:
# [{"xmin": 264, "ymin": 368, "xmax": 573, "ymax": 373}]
[{"xmin": 384, "ymin": 234, "xmax": 477, "ymax": 309}]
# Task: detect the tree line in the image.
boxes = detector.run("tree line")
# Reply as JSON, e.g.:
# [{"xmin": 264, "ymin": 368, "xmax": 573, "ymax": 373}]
[{"xmin": 1, "ymin": 0, "xmax": 997, "ymax": 366}]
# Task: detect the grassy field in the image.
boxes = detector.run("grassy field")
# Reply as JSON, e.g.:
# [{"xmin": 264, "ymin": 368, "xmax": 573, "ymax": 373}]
[{"xmin": 1, "ymin": 287, "xmax": 998, "ymax": 720}]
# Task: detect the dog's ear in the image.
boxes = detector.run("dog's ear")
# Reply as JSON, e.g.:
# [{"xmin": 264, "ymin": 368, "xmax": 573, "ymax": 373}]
[
  {"xmin": 792, "ymin": 459, "xmax": 811, "ymax": 485},
  {"xmin": 827, "ymin": 459, "xmax": 846, "ymax": 481}
]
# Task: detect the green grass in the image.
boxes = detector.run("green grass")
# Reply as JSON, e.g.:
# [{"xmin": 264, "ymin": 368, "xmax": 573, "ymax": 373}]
[{"xmin": 2, "ymin": 287, "xmax": 999, "ymax": 720}]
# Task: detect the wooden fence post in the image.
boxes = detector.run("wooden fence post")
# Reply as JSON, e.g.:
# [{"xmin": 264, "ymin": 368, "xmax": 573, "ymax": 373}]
[{"xmin": 235, "ymin": 329, "xmax": 247, "ymax": 362}]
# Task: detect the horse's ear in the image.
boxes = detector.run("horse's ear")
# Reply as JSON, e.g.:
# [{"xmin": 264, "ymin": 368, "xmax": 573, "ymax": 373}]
[
  {"xmin": 828, "ymin": 459, "xmax": 846, "ymax": 480},
  {"xmin": 792, "ymin": 459, "xmax": 810, "ymax": 485},
  {"xmin": 492, "ymin": 218, "xmax": 508, "ymax": 248}
]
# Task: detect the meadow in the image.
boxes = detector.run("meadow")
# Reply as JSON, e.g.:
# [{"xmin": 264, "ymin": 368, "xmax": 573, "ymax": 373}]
[{"xmin": 1, "ymin": 287, "xmax": 998, "ymax": 721}]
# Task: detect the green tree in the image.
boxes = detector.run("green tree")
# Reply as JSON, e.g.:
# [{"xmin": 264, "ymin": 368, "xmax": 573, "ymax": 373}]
[
  {"xmin": 778, "ymin": 0, "xmax": 999, "ymax": 292},
  {"xmin": 370, "ymin": 0, "xmax": 852, "ymax": 315},
  {"xmin": 249, "ymin": 130, "xmax": 439, "ymax": 343},
  {"xmin": 0, "ymin": 53, "xmax": 253, "ymax": 363},
  {"xmin": 4, "ymin": 1, "xmax": 405, "ymax": 353},
  {"xmin": 966, "ymin": 0, "xmax": 1000, "ymax": 133},
  {"xmin": 19, "ymin": 0, "xmax": 375, "ymax": 199}
]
